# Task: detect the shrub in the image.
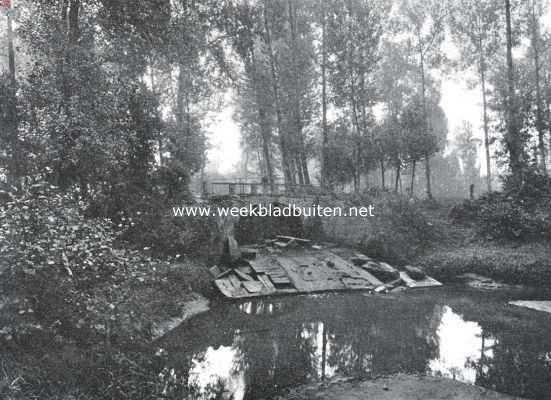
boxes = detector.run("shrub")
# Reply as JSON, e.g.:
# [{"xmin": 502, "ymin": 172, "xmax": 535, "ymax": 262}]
[
  {"xmin": 447, "ymin": 171, "xmax": 551, "ymax": 241},
  {"xmin": 0, "ymin": 182, "xmax": 163, "ymax": 343},
  {"xmin": 359, "ymin": 195, "xmax": 437, "ymax": 264},
  {"xmin": 87, "ymin": 184, "xmax": 215, "ymax": 257}
]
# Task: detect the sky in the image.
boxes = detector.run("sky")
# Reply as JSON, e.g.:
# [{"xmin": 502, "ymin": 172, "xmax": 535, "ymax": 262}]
[{"xmin": 205, "ymin": 7, "xmax": 551, "ymax": 177}]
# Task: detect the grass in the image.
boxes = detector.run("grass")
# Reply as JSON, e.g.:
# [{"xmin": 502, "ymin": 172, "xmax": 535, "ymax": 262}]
[
  {"xmin": 417, "ymin": 241, "xmax": 551, "ymax": 286},
  {"xmin": 412, "ymin": 198, "xmax": 551, "ymax": 287}
]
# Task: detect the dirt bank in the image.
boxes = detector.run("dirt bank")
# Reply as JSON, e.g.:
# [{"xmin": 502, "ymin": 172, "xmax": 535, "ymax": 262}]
[
  {"xmin": 280, "ymin": 374, "xmax": 524, "ymax": 400},
  {"xmin": 417, "ymin": 241, "xmax": 551, "ymax": 287}
]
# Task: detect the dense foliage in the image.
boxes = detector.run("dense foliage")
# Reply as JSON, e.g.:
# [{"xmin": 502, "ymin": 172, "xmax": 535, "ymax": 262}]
[{"xmin": 450, "ymin": 170, "xmax": 551, "ymax": 240}]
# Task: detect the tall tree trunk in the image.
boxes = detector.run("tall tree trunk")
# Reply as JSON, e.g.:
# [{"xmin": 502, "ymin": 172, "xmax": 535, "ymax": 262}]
[
  {"xmin": 295, "ymin": 157, "xmax": 305, "ymax": 185},
  {"xmin": 68, "ymin": 0, "xmax": 80, "ymax": 45},
  {"xmin": 321, "ymin": 322, "xmax": 327, "ymax": 381},
  {"xmin": 149, "ymin": 63, "xmax": 164, "ymax": 167},
  {"xmin": 478, "ymin": 44, "xmax": 492, "ymax": 192},
  {"xmin": 395, "ymin": 163, "xmax": 401, "ymax": 192},
  {"xmin": 359, "ymin": 47, "xmax": 370, "ymax": 191},
  {"xmin": 176, "ymin": 64, "xmax": 186, "ymax": 133},
  {"xmin": 419, "ymin": 49, "xmax": 433, "ymax": 199},
  {"xmin": 250, "ymin": 50, "xmax": 275, "ymax": 192},
  {"xmin": 263, "ymin": 2, "xmax": 293, "ymax": 185},
  {"xmin": 530, "ymin": 0, "xmax": 546, "ymax": 173},
  {"xmin": 380, "ymin": 160, "xmax": 385, "ymax": 190},
  {"xmin": 346, "ymin": 1, "xmax": 362, "ymax": 192},
  {"xmin": 6, "ymin": 11, "xmax": 19, "ymax": 189},
  {"xmin": 505, "ymin": 0, "xmax": 523, "ymax": 183},
  {"xmin": 288, "ymin": 0, "xmax": 310, "ymax": 185},
  {"xmin": 410, "ymin": 160, "xmax": 416, "ymax": 196},
  {"xmin": 320, "ymin": 0, "xmax": 329, "ymax": 187}
]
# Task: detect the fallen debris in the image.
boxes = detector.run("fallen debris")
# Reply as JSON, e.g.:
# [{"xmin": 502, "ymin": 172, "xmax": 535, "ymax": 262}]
[
  {"xmin": 213, "ymin": 235, "xmax": 442, "ymax": 298},
  {"xmin": 399, "ymin": 271, "xmax": 442, "ymax": 289},
  {"xmin": 458, "ymin": 273, "xmax": 509, "ymax": 290},
  {"xmin": 509, "ymin": 300, "xmax": 551, "ymax": 314},
  {"xmin": 351, "ymin": 253, "xmax": 372, "ymax": 266},
  {"xmin": 404, "ymin": 265, "xmax": 426, "ymax": 280},
  {"xmin": 363, "ymin": 261, "xmax": 400, "ymax": 282}
]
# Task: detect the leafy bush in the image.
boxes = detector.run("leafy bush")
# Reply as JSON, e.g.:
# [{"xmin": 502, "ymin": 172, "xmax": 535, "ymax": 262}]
[
  {"xmin": 1, "ymin": 183, "xmax": 123, "ymax": 283},
  {"xmin": 0, "ymin": 182, "xmax": 165, "ymax": 343},
  {"xmin": 87, "ymin": 183, "xmax": 215, "ymax": 257},
  {"xmin": 448, "ymin": 171, "xmax": 551, "ymax": 240},
  {"xmin": 360, "ymin": 195, "xmax": 437, "ymax": 264},
  {"xmin": 476, "ymin": 196, "xmax": 551, "ymax": 240}
]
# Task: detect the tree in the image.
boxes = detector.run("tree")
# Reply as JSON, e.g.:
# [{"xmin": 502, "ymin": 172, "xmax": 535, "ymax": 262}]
[
  {"xmin": 456, "ymin": 121, "xmax": 480, "ymax": 190},
  {"xmin": 525, "ymin": 0, "xmax": 547, "ymax": 173},
  {"xmin": 326, "ymin": 0, "xmax": 389, "ymax": 192},
  {"xmin": 320, "ymin": 0, "xmax": 329, "ymax": 187},
  {"xmin": 263, "ymin": 0, "xmax": 294, "ymax": 186},
  {"xmin": 448, "ymin": 0, "xmax": 502, "ymax": 192},
  {"xmin": 399, "ymin": 0, "xmax": 447, "ymax": 199},
  {"xmin": 504, "ymin": 0, "xmax": 525, "ymax": 184},
  {"xmin": 378, "ymin": 39, "xmax": 418, "ymax": 192}
]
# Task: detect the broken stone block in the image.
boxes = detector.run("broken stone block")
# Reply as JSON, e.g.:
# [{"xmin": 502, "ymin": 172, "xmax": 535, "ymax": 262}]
[
  {"xmin": 510, "ymin": 300, "xmax": 551, "ymax": 314},
  {"xmin": 351, "ymin": 253, "xmax": 371, "ymax": 266},
  {"xmin": 362, "ymin": 261, "xmax": 400, "ymax": 282},
  {"xmin": 404, "ymin": 265, "xmax": 426, "ymax": 280}
]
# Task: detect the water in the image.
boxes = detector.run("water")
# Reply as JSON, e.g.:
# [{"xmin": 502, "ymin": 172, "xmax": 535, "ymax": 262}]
[{"xmin": 158, "ymin": 286, "xmax": 551, "ymax": 400}]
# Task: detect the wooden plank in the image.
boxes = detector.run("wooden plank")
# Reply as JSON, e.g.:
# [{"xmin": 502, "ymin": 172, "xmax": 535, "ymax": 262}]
[
  {"xmin": 234, "ymin": 269, "xmax": 254, "ymax": 281},
  {"xmin": 277, "ymin": 256, "xmax": 310, "ymax": 291},
  {"xmin": 323, "ymin": 251, "xmax": 383, "ymax": 287},
  {"xmin": 243, "ymin": 281, "xmax": 263, "ymax": 293},
  {"xmin": 237, "ymin": 265, "xmax": 254, "ymax": 275},
  {"xmin": 270, "ymin": 276, "xmax": 292, "ymax": 285},
  {"xmin": 276, "ymin": 235, "xmax": 311, "ymax": 244},
  {"xmin": 342, "ymin": 277, "xmax": 373, "ymax": 290},
  {"xmin": 214, "ymin": 279, "xmax": 236, "ymax": 298},
  {"xmin": 228, "ymin": 273, "xmax": 242, "ymax": 288},
  {"xmin": 399, "ymin": 271, "xmax": 442, "ymax": 288},
  {"xmin": 257, "ymin": 274, "xmax": 276, "ymax": 293},
  {"xmin": 277, "ymin": 255, "xmax": 344, "ymax": 292}
]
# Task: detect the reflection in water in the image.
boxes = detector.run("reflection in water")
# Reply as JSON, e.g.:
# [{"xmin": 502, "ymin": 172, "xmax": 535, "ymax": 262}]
[
  {"xmin": 160, "ymin": 289, "xmax": 551, "ymax": 400},
  {"xmin": 188, "ymin": 345, "xmax": 246, "ymax": 400},
  {"xmin": 300, "ymin": 322, "xmax": 337, "ymax": 380},
  {"xmin": 429, "ymin": 306, "xmax": 495, "ymax": 383},
  {"xmin": 238, "ymin": 300, "xmax": 282, "ymax": 315}
]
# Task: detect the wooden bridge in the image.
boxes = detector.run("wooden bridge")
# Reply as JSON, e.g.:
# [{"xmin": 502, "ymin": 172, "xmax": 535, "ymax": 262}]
[{"xmin": 203, "ymin": 180, "xmax": 324, "ymax": 198}]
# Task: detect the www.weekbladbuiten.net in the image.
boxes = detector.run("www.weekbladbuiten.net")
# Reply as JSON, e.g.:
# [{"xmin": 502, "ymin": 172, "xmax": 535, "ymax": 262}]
[{"xmin": 172, "ymin": 203, "xmax": 375, "ymax": 218}]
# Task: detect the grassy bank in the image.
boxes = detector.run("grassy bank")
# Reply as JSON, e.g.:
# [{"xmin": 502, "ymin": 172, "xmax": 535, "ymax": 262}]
[
  {"xmin": 418, "ymin": 241, "xmax": 551, "ymax": 287},
  {"xmin": 411, "ymin": 198, "xmax": 551, "ymax": 287}
]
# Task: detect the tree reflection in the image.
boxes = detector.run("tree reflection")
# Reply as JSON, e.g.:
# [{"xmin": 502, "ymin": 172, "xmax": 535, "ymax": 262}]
[{"xmin": 159, "ymin": 290, "xmax": 551, "ymax": 400}]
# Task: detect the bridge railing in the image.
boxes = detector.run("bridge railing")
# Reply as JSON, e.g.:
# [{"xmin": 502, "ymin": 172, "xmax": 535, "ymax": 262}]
[{"xmin": 204, "ymin": 181, "xmax": 323, "ymax": 198}]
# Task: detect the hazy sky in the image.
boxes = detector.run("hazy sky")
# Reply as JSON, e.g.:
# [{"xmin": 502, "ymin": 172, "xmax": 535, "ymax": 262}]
[
  {"xmin": 206, "ymin": 9, "xmax": 551, "ymax": 177},
  {"xmin": 205, "ymin": 64, "xmax": 484, "ymax": 176}
]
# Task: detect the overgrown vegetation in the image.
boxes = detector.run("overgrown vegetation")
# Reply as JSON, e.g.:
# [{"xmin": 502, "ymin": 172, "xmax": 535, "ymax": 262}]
[
  {"xmin": 0, "ymin": 182, "xmax": 212, "ymax": 399},
  {"xmin": 450, "ymin": 170, "xmax": 551, "ymax": 241},
  {"xmin": 1, "ymin": 0, "xmax": 551, "ymax": 398}
]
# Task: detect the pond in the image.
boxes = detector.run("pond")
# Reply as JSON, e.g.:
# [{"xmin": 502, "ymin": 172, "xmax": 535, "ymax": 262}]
[{"xmin": 158, "ymin": 286, "xmax": 551, "ymax": 400}]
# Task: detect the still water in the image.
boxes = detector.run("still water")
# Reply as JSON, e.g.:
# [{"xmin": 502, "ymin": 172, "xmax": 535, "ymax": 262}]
[{"xmin": 158, "ymin": 286, "xmax": 551, "ymax": 399}]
